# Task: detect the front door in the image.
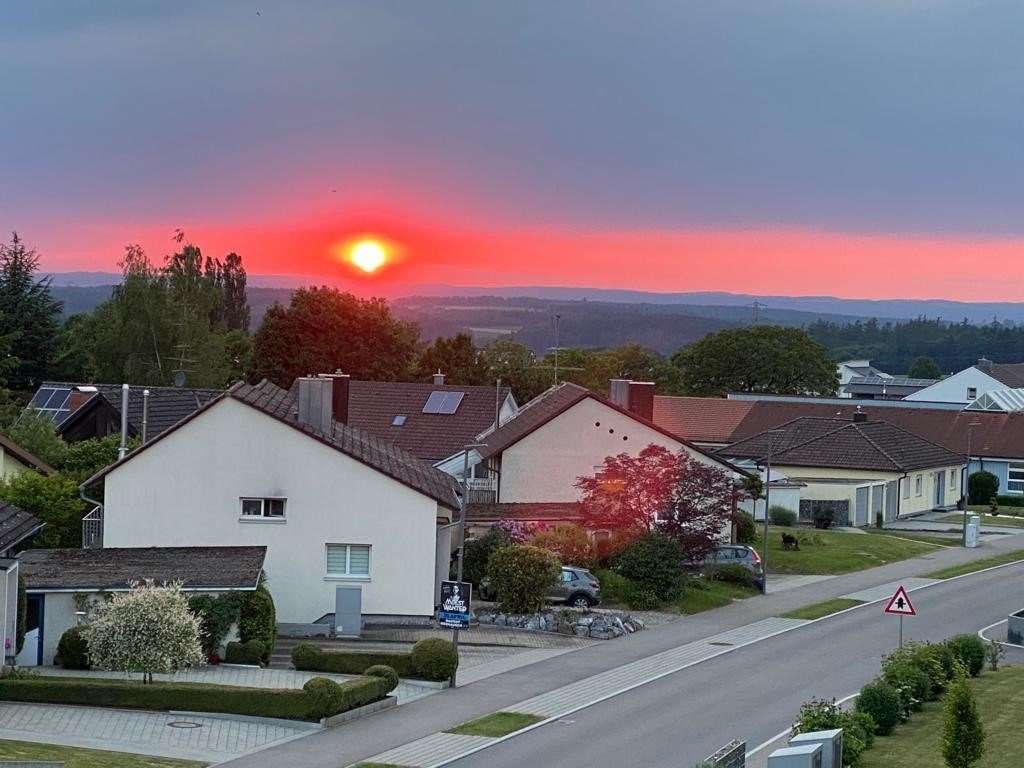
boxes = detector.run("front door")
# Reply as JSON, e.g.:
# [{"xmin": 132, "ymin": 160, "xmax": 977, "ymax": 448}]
[
  {"xmin": 935, "ymin": 471, "xmax": 946, "ymax": 507},
  {"xmin": 15, "ymin": 594, "xmax": 43, "ymax": 666}
]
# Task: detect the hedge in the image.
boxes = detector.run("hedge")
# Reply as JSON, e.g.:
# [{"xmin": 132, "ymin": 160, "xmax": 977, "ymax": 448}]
[
  {"xmin": 0, "ymin": 674, "xmax": 393, "ymax": 723},
  {"xmin": 292, "ymin": 637, "xmax": 458, "ymax": 682},
  {"xmin": 224, "ymin": 639, "xmax": 265, "ymax": 666}
]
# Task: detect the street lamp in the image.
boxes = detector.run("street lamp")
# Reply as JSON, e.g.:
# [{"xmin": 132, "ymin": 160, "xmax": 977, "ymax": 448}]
[
  {"xmin": 962, "ymin": 421, "xmax": 981, "ymax": 546},
  {"xmin": 451, "ymin": 441, "xmax": 488, "ymax": 687},
  {"xmin": 757, "ymin": 430, "xmax": 784, "ymax": 594}
]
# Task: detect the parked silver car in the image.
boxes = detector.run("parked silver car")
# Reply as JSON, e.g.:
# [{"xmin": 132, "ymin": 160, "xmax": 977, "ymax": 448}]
[
  {"xmin": 479, "ymin": 566, "xmax": 601, "ymax": 608},
  {"xmin": 690, "ymin": 544, "xmax": 765, "ymax": 592}
]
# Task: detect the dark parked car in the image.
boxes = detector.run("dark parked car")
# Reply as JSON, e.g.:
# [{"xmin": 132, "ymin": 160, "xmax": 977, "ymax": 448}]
[
  {"xmin": 479, "ymin": 566, "xmax": 602, "ymax": 608},
  {"xmin": 689, "ymin": 544, "xmax": 765, "ymax": 592}
]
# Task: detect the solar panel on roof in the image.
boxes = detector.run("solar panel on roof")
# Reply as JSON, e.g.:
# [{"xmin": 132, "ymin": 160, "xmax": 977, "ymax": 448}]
[
  {"xmin": 422, "ymin": 390, "xmax": 465, "ymax": 415},
  {"xmin": 30, "ymin": 386, "xmax": 73, "ymax": 424}
]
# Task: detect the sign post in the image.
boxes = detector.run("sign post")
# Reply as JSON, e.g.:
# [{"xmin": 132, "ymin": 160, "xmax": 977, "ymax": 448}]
[
  {"xmin": 883, "ymin": 585, "xmax": 916, "ymax": 648},
  {"xmin": 438, "ymin": 580, "xmax": 472, "ymax": 629}
]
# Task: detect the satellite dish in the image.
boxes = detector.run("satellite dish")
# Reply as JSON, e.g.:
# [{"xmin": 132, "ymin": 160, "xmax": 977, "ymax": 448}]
[{"xmin": 173, "ymin": 370, "xmax": 187, "ymax": 388}]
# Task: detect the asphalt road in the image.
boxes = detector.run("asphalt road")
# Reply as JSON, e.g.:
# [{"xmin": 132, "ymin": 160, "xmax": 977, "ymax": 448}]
[{"xmin": 448, "ymin": 561, "xmax": 1024, "ymax": 768}]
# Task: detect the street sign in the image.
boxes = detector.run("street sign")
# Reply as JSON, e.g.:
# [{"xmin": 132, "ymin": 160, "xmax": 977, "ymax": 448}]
[
  {"xmin": 438, "ymin": 580, "xmax": 472, "ymax": 629},
  {"xmin": 884, "ymin": 585, "xmax": 916, "ymax": 616}
]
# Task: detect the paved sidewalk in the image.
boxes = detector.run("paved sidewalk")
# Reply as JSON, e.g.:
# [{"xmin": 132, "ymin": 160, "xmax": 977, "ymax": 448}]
[
  {"xmin": 219, "ymin": 532, "xmax": 1024, "ymax": 768},
  {"xmin": 37, "ymin": 664, "xmax": 438, "ymax": 704},
  {"xmin": 765, "ymin": 574, "xmax": 836, "ymax": 594},
  {"xmin": 0, "ymin": 702, "xmax": 313, "ymax": 762}
]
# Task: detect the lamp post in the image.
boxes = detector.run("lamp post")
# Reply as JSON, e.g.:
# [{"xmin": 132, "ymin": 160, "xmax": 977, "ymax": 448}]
[
  {"xmin": 451, "ymin": 441, "xmax": 488, "ymax": 687},
  {"xmin": 962, "ymin": 421, "xmax": 980, "ymax": 546},
  {"xmin": 758, "ymin": 430, "xmax": 783, "ymax": 594}
]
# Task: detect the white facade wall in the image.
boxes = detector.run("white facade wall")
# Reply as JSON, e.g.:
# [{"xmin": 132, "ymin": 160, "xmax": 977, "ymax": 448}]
[
  {"xmin": 498, "ymin": 397, "xmax": 736, "ymax": 503},
  {"xmin": 39, "ymin": 592, "xmax": 77, "ymax": 667},
  {"xmin": 0, "ymin": 562, "xmax": 16, "ymax": 663},
  {"xmin": 102, "ymin": 398, "xmax": 444, "ymax": 623},
  {"xmin": 904, "ymin": 368, "xmax": 1001, "ymax": 404}
]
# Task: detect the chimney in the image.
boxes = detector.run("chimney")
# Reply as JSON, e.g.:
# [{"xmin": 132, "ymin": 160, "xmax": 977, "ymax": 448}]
[
  {"xmin": 627, "ymin": 381, "xmax": 656, "ymax": 422},
  {"xmin": 433, "ymin": 370, "xmax": 446, "ymax": 386},
  {"xmin": 318, "ymin": 372, "xmax": 350, "ymax": 424},
  {"xmin": 853, "ymin": 406, "xmax": 868, "ymax": 423},
  {"xmin": 297, "ymin": 376, "xmax": 334, "ymax": 434},
  {"xmin": 608, "ymin": 379, "xmax": 630, "ymax": 409},
  {"xmin": 977, "ymin": 357, "xmax": 993, "ymax": 371}
]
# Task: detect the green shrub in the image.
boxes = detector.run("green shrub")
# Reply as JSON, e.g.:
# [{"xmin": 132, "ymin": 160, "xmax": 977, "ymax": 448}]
[
  {"xmin": 768, "ymin": 506, "xmax": 797, "ymax": 526},
  {"xmin": 528, "ymin": 524, "xmax": 596, "ymax": 568},
  {"xmin": 302, "ymin": 677, "xmax": 345, "ymax": 720},
  {"xmin": 968, "ymin": 471, "xmax": 999, "ymax": 505},
  {"xmin": 994, "ymin": 494, "xmax": 1024, "ymax": 508},
  {"xmin": 461, "ymin": 527, "xmax": 511, "ymax": 587},
  {"xmin": 812, "ymin": 506, "xmax": 835, "ymax": 529},
  {"xmin": 856, "ymin": 680, "xmax": 903, "ymax": 735},
  {"xmin": 614, "ymin": 533, "xmax": 683, "ymax": 599},
  {"xmin": 733, "ymin": 510, "xmax": 757, "ymax": 545},
  {"xmin": 291, "ymin": 643, "xmax": 416, "ymax": 678},
  {"xmin": 224, "ymin": 640, "xmax": 265, "ymax": 666},
  {"xmin": 792, "ymin": 697, "xmax": 873, "ymax": 767},
  {"xmin": 0, "ymin": 674, "xmax": 389, "ymax": 722},
  {"xmin": 883, "ymin": 642, "xmax": 949, "ymax": 701},
  {"xmin": 946, "ymin": 634, "xmax": 986, "ymax": 677},
  {"xmin": 188, "ymin": 593, "xmax": 244, "ymax": 658},
  {"xmin": 942, "ymin": 674, "xmax": 985, "ymax": 768},
  {"xmin": 55, "ymin": 627, "xmax": 90, "ymax": 670},
  {"xmin": 882, "ymin": 659, "xmax": 932, "ymax": 713},
  {"xmin": 364, "ymin": 664, "xmax": 399, "ymax": 693},
  {"xmin": 624, "ymin": 585, "xmax": 661, "ymax": 611},
  {"xmin": 411, "ymin": 638, "xmax": 458, "ymax": 682},
  {"xmin": 486, "ymin": 545, "xmax": 561, "ymax": 613},
  {"xmin": 238, "ymin": 582, "xmax": 276, "ymax": 665},
  {"xmin": 711, "ymin": 563, "xmax": 754, "ymax": 587}
]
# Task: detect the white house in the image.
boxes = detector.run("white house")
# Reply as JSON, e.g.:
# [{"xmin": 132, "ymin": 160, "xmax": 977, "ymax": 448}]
[
  {"xmin": 837, "ymin": 360, "xmax": 890, "ymax": 398},
  {"xmin": 0, "ymin": 502, "xmax": 43, "ymax": 666},
  {"xmin": 81, "ymin": 377, "xmax": 461, "ymax": 625},
  {"xmin": 904, "ymin": 358, "xmax": 1024, "ymax": 404},
  {"xmin": 0, "ymin": 433, "xmax": 54, "ymax": 481},
  {"xmin": 720, "ymin": 415, "xmax": 966, "ymax": 525}
]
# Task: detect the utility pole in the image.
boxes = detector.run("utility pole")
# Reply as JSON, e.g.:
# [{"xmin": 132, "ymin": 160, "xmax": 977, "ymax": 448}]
[
  {"xmin": 759, "ymin": 430, "xmax": 782, "ymax": 593},
  {"xmin": 451, "ymin": 441, "xmax": 487, "ymax": 687},
  {"xmin": 962, "ymin": 421, "xmax": 980, "ymax": 546}
]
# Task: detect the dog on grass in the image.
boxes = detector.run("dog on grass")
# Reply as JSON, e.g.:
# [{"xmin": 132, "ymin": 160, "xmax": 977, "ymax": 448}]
[{"xmin": 781, "ymin": 532, "xmax": 800, "ymax": 551}]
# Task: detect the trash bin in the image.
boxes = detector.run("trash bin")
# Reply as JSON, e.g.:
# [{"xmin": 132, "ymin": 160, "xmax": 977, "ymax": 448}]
[{"xmin": 965, "ymin": 514, "xmax": 980, "ymax": 548}]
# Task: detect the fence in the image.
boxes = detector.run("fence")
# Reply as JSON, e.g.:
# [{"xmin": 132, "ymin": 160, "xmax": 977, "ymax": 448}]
[{"xmin": 702, "ymin": 739, "xmax": 745, "ymax": 768}]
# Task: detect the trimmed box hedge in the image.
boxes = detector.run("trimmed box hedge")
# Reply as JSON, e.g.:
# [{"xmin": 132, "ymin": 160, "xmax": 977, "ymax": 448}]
[
  {"xmin": 0, "ymin": 673, "xmax": 394, "ymax": 723},
  {"xmin": 292, "ymin": 638, "xmax": 458, "ymax": 682}
]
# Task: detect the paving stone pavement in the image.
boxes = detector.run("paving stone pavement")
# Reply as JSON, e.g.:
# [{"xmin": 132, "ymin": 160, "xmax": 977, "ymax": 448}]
[{"xmin": 0, "ymin": 702, "xmax": 313, "ymax": 762}]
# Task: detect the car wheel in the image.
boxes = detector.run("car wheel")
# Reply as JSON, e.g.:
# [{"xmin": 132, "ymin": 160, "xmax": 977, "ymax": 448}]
[{"xmin": 568, "ymin": 593, "xmax": 593, "ymax": 609}]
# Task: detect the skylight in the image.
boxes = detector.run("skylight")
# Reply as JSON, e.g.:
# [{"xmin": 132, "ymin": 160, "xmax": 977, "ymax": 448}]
[
  {"xmin": 422, "ymin": 390, "xmax": 465, "ymax": 415},
  {"xmin": 392, "ymin": 415, "xmax": 407, "ymax": 426}
]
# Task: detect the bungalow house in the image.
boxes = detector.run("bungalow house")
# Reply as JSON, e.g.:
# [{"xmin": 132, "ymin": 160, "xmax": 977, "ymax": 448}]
[
  {"xmin": 837, "ymin": 359, "xmax": 891, "ymax": 397},
  {"xmin": 0, "ymin": 433, "xmax": 54, "ymax": 480},
  {"xmin": 718, "ymin": 415, "xmax": 966, "ymax": 525},
  {"xmin": 904, "ymin": 358, "xmax": 1024, "ymax": 404},
  {"xmin": 16, "ymin": 546, "xmax": 266, "ymax": 666},
  {"xmin": 80, "ymin": 377, "xmax": 462, "ymax": 625},
  {"xmin": 464, "ymin": 380, "xmax": 748, "ymax": 534},
  {"xmin": 1, "ymin": 503, "xmax": 43, "ymax": 666}
]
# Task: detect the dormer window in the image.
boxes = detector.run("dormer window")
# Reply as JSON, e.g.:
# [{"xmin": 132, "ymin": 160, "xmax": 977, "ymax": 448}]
[{"xmin": 967, "ymin": 387, "xmax": 978, "ymax": 400}]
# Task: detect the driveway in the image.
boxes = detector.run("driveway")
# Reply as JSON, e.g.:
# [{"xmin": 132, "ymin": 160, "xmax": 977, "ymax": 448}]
[{"xmin": 0, "ymin": 702, "xmax": 314, "ymax": 763}]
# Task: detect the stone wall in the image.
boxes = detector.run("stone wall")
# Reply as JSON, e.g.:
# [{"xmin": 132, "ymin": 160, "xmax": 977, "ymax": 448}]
[
  {"xmin": 704, "ymin": 739, "xmax": 745, "ymax": 768},
  {"xmin": 475, "ymin": 608, "xmax": 645, "ymax": 639},
  {"xmin": 800, "ymin": 499, "xmax": 850, "ymax": 526}
]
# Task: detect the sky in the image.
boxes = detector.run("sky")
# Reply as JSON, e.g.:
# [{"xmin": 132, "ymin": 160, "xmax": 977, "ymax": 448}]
[{"xmin": 3, "ymin": 1, "xmax": 1024, "ymax": 299}]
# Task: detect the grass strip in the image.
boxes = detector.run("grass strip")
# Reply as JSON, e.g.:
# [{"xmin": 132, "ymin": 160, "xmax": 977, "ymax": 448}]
[
  {"xmin": 938, "ymin": 512, "xmax": 1024, "ymax": 529},
  {"xmin": 676, "ymin": 579, "xmax": 760, "ymax": 615},
  {"xmin": 780, "ymin": 597, "xmax": 865, "ymax": 621},
  {"xmin": 446, "ymin": 711, "xmax": 543, "ymax": 737},
  {"xmin": 758, "ymin": 527, "xmax": 940, "ymax": 575},
  {"xmin": 0, "ymin": 739, "xmax": 203, "ymax": 768},
  {"xmin": 924, "ymin": 549, "xmax": 1024, "ymax": 579}
]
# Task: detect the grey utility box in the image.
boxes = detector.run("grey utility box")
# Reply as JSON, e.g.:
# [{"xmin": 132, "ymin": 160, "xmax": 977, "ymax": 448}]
[
  {"xmin": 334, "ymin": 586, "xmax": 363, "ymax": 638},
  {"xmin": 789, "ymin": 729, "xmax": 843, "ymax": 768},
  {"xmin": 767, "ymin": 743, "xmax": 823, "ymax": 768}
]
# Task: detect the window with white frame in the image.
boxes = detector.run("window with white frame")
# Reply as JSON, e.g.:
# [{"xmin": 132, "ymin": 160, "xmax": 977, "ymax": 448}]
[
  {"xmin": 240, "ymin": 497, "xmax": 286, "ymax": 519},
  {"xmin": 326, "ymin": 544, "xmax": 371, "ymax": 578},
  {"xmin": 1008, "ymin": 462, "xmax": 1024, "ymax": 494},
  {"xmin": 949, "ymin": 471, "xmax": 957, "ymax": 490},
  {"xmin": 903, "ymin": 480, "xmax": 910, "ymax": 499},
  {"xmin": 915, "ymin": 475, "xmax": 923, "ymax": 496},
  {"xmin": 967, "ymin": 387, "xmax": 978, "ymax": 400}
]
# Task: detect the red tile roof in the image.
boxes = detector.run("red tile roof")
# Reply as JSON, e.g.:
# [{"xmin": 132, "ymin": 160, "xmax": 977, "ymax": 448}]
[
  {"xmin": 652, "ymin": 396, "xmax": 754, "ymax": 444},
  {"xmin": 465, "ymin": 502, "xmax": 583, "ymax": 524}
]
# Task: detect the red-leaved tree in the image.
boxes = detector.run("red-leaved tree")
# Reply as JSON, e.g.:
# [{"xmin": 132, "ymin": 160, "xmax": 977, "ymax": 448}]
[{"xmin": 575, "ymin": 444, "xmax": 739, "ymax": 560}]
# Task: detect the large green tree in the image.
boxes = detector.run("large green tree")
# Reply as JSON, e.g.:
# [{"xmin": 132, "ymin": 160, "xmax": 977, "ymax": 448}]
[
  {"xmin": 907, "ymin": 355, "xmax": 942, "ymax": 379},
  {"xmin": 554, "ymin": 343, "xmax": 684, "ymax": 396},
  {"xmin": 0, "ymin": 470, "xmax": 87, "ymax": 548},
  {"xmin": 0, "ymin": 233, "xmax": 62, "ymax": 388},
  {"xmin": 672, "ymin": 325, "xmax": 838, "ymax": 397},
  {"xmin": 477, "ymin": 339, "xmax": 550, "ymax": 402},
  {"xmin": 251, "ymin": 287, "xmax": 419, "ymax": 387},
  {"xmin": 416, "ymin": 333, "xmax": 488, "ymax": 385}
]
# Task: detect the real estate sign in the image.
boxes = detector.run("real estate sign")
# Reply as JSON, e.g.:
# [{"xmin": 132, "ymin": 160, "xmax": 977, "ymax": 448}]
[{"xmin": 438, "ymin": 580, "xmax": 472, "ymax": 628}]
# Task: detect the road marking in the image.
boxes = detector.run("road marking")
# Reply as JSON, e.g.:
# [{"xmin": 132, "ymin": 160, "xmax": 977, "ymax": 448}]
[{"xmin": 354, "ymin": 553, "xmax": 1024, "ymax": 768}]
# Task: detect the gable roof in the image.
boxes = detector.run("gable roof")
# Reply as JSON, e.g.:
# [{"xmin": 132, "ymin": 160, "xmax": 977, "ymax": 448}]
[
  {"xmin": 84, "ymin": 379, "xmax": 461, "ymax": 510},
  {"xmin": 19, "ymin": 546, "xmax": 267, "ymax": 591},
  {"xmin": 0, "ymin": 502, "xmax": 43, "ymax": 554},
  {"xmin": 0, "ymin": 433, "xmax": 54, "ymax": 475},
  {"xmin": 477, "ymin": 382, "xmax": 747, "ymax": 474},
  {"xmin": 35, "ymin": 382, "xmax": 221, "ymax": 440},
  {"xmin": 982, "ymin": 363, "xmax": 1024, "ymax": 389},
  {"xmin": 341, "ymin": 380, "xmax": 510, "ymax": 463},
  {"xmin": 720, "ymin": 416, "xmax": 965, "ymax": 472},
  {"xmin": 465, "ymin": 501, "xmax": 583, "ymax": 524},
  {"xmin": 652, "ymin": 396, "xmax": 754, "ymax": 444}
]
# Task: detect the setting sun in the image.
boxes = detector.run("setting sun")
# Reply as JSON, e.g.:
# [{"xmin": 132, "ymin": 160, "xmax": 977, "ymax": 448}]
[{"xmin": 349, "ymin": 239, "xmax": 389, "ymax": 273}]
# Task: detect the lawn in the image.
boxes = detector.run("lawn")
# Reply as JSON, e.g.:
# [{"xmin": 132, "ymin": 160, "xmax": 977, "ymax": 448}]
[
  {"xmin": 861, "ymin": 666, "xmax": 1024, "ymax": 768},
  {"xmin": 781, "ymin": 597, "xmax": 865, "ymax": 620},
  {"xmin": 757, "ymin": 527, "xmax": 941, "ymax": 574},
  {"xmin": 594, "ymin": 569, "xmax": 760, "ymax": 614},
  {"xmin": 924, "ymin": 549, "xmax": 1024, "ymax": 579},
  {"xmin": 446, "ymin": 711, "xmax": 543, "ymax": 737},
  {"xmin": 939, "ymin": 511, "xmax": 1024, "ymax": 529},
  {"xmin": 0, "ymin": 740, "xmax": 203, "ymax": 768}
]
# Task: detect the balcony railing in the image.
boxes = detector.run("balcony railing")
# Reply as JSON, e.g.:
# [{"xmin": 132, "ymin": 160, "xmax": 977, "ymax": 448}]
[
  {"xmin": 464, "ymin": 477, "xmax": 497, "ymax": 505},
  {"xmin": 82, "ymin": 506, "xmax": 103, "ymax": 549}
]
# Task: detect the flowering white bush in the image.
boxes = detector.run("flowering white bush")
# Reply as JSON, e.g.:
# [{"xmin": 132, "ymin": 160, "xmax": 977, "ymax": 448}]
[{"xmin": 82, "ymin": 580, "xmax": 204, "ymax": 681}]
